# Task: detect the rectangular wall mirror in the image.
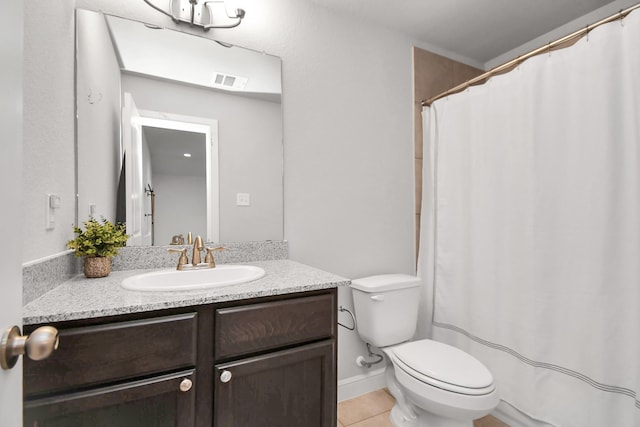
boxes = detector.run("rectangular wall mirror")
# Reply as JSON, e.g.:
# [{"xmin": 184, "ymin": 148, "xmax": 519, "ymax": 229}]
[{"xmin": 76, "ymin": 9, "xmax": 284, "ymax": 246}]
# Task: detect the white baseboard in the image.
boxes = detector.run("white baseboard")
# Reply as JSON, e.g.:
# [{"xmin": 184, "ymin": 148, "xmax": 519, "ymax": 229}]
[{"xmin": 337, "ymin": 368, "xmax": 386, "ymax": 402}]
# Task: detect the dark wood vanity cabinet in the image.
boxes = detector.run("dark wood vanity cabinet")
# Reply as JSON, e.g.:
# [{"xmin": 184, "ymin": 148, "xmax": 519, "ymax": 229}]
[{"xmin": 23, "ymin": 289, "xmax": 337, "ymax": 427}]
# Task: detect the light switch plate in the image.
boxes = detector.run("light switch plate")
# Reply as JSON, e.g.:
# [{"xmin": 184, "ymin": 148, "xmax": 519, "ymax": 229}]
[
  {"xmin": 46, "ymin": 193, "xmax": 60, "ymax": 230},
  {"xmin": 236, "ymin": 193, "xmax": 250, "ymax": 206}
]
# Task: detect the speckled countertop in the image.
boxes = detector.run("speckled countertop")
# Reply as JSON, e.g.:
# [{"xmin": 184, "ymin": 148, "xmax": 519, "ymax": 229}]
[{"xmin": 23, "ymin": 260, "xmax": 350, "ymax": 325}]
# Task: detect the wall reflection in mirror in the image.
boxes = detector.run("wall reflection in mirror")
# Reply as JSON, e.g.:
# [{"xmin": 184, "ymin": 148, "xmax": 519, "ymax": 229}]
[{"xmin": 76, "ymin": 9, "xmax": 283, "ymax": 246}]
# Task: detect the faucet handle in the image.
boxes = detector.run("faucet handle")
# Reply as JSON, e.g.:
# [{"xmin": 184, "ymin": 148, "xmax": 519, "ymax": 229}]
[
  {"xmin": 204, "ymin": 246, "xmax": 225, "ymax": 268},
  {"xmin": 168, "ymin": 248, "xmax": 188, "ymax": 270}
]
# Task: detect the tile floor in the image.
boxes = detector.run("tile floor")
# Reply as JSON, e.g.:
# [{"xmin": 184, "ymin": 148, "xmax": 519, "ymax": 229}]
[{"xmin": 337, "ymin": 389, "xmax": 509, "ymax": 427}]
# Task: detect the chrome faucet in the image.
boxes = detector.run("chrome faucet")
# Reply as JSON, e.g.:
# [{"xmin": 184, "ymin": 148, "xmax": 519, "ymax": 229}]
[{"xmin": 192, "ymin": 236, "xmax": 204, "ymax": 266}]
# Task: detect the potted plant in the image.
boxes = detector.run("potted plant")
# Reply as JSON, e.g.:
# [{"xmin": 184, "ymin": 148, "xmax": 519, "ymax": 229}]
[{"xmin": 67, "ymin": 218, "xmax": 129, "ymax": 278}]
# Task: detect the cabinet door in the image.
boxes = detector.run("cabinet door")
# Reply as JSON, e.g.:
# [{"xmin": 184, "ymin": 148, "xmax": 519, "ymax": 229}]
[
  {"xmin": 24, "ymin": 370, "xmax": 195, "ymax": 427},
  {"xmin": 214, "ymin": 341, "xmax": 336, "ymax": 427}
]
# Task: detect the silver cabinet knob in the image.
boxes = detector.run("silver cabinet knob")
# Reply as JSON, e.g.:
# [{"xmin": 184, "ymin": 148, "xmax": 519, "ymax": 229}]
[
  {"xmin": 220, "ymin": 370, "xmax": 232, "ymax": 383},
  {"xmin": 179, "ymin": 378, "xmax": 193, "ymax": 392},
  {"xmin": 1, "ymin": 325, "xmax": 59, "ymax": 370}
]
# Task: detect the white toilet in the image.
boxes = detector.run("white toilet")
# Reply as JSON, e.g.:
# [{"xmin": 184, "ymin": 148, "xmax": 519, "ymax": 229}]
[{"xmin": 351, "ymin": 274, "xmax": 499, "ymax": 427}]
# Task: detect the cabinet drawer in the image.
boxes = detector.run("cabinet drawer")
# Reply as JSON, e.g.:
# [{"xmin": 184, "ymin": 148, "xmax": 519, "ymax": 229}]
[
  {"xmin": 24, "ymin": 313, "xmax": 197, "ymax": 397},
  {"xmin": 215, "ymin": 293, "xmax": 336, "ymax": 360}
]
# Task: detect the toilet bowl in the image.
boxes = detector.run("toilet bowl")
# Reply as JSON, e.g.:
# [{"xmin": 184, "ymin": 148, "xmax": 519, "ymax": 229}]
[
  {"xmin": 384, "ymin": 340, "xmax": 499, "ymax": 426},
  {"xmin": 351, "ymin": 274, "xmax": 499, "ymax": 427}
]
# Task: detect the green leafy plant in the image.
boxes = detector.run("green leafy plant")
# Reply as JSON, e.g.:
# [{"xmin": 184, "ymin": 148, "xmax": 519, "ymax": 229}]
[{"xmin": 67, "ymin": 218, "xmax": 129, "ymax": 258}]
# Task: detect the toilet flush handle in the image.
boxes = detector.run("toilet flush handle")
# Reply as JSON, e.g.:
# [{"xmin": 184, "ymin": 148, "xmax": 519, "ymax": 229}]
[{"xmin": 370, "ymin": 295, "xmax": 385, "ymax": 302}]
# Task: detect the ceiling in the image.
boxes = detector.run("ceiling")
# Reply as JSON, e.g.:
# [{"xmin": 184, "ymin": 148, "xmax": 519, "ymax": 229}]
[
  {"xmin": 106, "ymin": 14, "xmax": 282, "ymax": 101},
  {"xmin": 143, "ymin": 127, "xmax": 206, "ymax": 177},
  {"xmin": 310, "ymin": 0, "xmax": 617, "ymax": 66}
]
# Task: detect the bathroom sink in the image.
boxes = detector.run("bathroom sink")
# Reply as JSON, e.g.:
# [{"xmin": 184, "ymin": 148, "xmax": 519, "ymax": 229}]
[{"xmin": 121, "ymin": 265, "xmax": 266, "ymax": 292}]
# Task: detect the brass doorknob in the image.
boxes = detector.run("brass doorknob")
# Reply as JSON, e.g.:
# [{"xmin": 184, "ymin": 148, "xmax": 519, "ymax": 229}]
[{"xmin": 1, "ymin": 325, "xmax": 59, "ymax": 370}]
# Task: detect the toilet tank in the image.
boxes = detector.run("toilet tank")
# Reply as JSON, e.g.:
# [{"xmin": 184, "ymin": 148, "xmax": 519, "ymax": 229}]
[{"xmin": 351, "ymin": 274, "xmax": 421, "ymax": 348}]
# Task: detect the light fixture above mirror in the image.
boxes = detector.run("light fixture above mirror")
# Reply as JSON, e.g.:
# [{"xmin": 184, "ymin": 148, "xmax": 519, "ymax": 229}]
[{"xmin": 143, "ymin": 0, "xmax": 246, "ymax": 30}]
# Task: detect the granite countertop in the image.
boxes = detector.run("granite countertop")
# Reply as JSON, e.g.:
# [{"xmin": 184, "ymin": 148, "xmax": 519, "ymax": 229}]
[{"xmin": 23, "ymin": 260, "xmax": 350, "ymax": 325}]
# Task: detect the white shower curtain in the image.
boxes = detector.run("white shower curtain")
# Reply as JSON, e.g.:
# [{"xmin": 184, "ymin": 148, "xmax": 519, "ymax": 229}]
[{"xmin": 419, "ymin": 10, "xmax": 640, "ymax": 427}]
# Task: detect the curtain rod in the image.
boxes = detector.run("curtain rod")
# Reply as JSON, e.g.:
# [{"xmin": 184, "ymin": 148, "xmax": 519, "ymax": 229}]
[{"xmin": 421, "ymin": 2, "xmax": 640, "ymax": 107}]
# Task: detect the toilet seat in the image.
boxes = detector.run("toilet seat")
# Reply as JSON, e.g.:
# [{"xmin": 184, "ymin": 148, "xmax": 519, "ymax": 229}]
[{"xmin": 388, "ymin": 340, "xmax": 496, "ymax": 396}]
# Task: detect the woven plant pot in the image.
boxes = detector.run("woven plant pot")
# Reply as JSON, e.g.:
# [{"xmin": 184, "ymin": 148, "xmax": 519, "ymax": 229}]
[{"xmin": 83, "ymin": 256, "xmax": 112, "ymax": 278}]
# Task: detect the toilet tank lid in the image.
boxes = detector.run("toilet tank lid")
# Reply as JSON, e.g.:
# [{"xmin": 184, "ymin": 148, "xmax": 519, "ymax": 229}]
[{"xmin": 351, "ymin": 274, "xmax": 421, "ymax": 292}]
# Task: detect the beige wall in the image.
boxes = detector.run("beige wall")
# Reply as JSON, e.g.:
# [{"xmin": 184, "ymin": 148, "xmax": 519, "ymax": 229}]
[{"xmin": 413, "ymin": 47, "xmax": 483, "ymax": 251}]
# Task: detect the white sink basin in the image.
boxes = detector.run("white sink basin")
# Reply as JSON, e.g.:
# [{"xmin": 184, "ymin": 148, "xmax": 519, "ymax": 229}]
[{"xmin": 121, "ymin": 265, "xmax": 266, "ymax": 292}]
